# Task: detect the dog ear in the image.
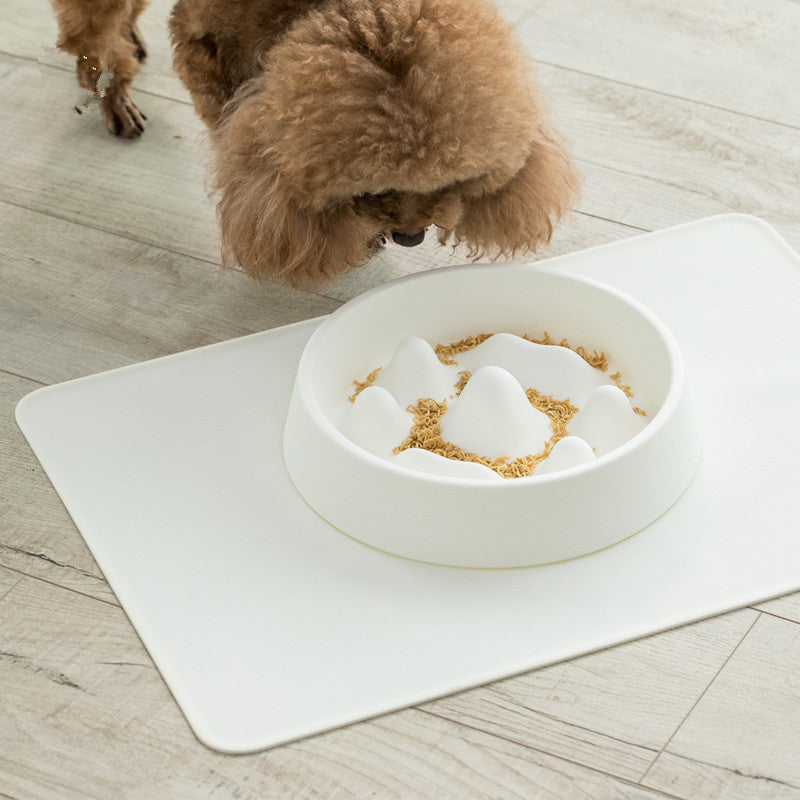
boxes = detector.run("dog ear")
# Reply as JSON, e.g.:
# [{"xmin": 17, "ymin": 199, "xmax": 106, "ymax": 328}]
[
  {"xmin": 453, "ymin": 130, "xmax": 579, "ymax": 259},
  {"xmin": 215, "ymin": 170, "xmax": 373, "ymax": 286},
  {"xmin": 212, "ymin": 116, "xmax": 373, "ymax": 286}
]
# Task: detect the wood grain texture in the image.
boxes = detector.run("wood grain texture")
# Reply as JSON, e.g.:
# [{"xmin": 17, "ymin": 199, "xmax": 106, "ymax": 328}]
[
  {"xmin": 515, "ymin": 0, "xmax": 800, "ymax": 127},
  {"xmin": 0, "ymin": 576, "xmax": 680, "ymax": 800},
  {"xmin": 753, "ymin": 591, "xmax": 800, "ymax": 624},
  {"xmin": 643, "ymin": 613, "xmax": 800, "ymax": 798},
  {"xmin": 424, "ymin": 609, "xmax": 758, "ymax": 782},
  {"xmin": 643, "ymin": 751, "xmax": 800, "ymax": 800},
  {"xmin": 544, "ymin": 63, "xmax": 800, "ymax": 251},
  {"xmin": 0, "ymin": 56, "xmax": 216, "ymax": 262},
  {"xmin": 0, "ymin": 567, "xmax": 22, "ymax": 604},
  {"xmin": 0, "ymin": 201, "xmax": 339, "ymax": 385},
  {"xmin": 0, "ymin": 372, "xmax": 115, "ymax": 604}
]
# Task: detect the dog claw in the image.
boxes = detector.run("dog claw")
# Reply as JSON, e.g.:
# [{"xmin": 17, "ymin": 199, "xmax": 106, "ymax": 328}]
[{"xmin": 101, "ymin": 89, "xmax": 147, "ymax": 138}]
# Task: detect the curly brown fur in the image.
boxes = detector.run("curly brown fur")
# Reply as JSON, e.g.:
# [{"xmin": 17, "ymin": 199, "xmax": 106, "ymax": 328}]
[
  {"xmin": 52, "ymin": 0, "xmax": 149, "ymax": 137},
  {"xmin": 169, "ymin": 0, "xmax": 578, "ymax": 285},
  {"xmin": 51, "ymin": 0, "xmax": 576, "ymax": 277}
]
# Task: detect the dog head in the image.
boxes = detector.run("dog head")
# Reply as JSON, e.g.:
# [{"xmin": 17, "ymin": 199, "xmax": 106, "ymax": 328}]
[{"xmin": 212, "ymin": 0, "xmax": 579, "ymax": 285}]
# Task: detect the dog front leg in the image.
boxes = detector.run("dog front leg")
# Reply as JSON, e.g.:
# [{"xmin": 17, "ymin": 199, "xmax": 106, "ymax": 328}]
[{"xmin": 53, "ymin": 0, "xmax": 148, "ymax": 138}]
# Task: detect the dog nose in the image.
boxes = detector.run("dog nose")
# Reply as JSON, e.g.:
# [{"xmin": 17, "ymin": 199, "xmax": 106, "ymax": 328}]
[{"xmin": 391, "ymin": 228, "xmax": 426, "ymax": 247}]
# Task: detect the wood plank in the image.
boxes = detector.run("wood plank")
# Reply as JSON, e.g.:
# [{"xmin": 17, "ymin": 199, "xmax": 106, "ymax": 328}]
[
  {"xmin": 0, "ymin": 567, "xmax": 22, "ymax": 604},
  {"xmin": 0, "ymin": 575, "xmax": 679, "ymax": 800},
  {"xmin": 424, "ymin": 609, "xmax": 757, "ymax": 782},
  {"xmin": 643, "ymin": 613, "xmax": 800, "ymax": 798},
  {"xmin": 0, "ymin": 55, "xmax": 217, "ymax": 264},
  {"xmin": 547, "ymin": 63, "xmax": 800, "ymax": 252},
  {"xmin": 642, "ymin": 751, "xmax": 800, "ymax": 800},
  {"xmin": 1, "ymin": 372, "xmax": 118, "ymax": 604},
  {"xmin": 753, "ymin": 591, "xmax": 800, "ymax": 624},
  {"xmin": 0, "ymin": 201, "xmax": 338, "ymax": 384},
  {"xmin": 516, "ymin": 0, "xmax": 800, "ymax": 127}
]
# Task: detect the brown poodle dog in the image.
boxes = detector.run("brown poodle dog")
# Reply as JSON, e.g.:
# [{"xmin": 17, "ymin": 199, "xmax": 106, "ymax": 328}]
[{"xmin": 53, "ymin": 0, "xmax": 579, "ymax": 285}]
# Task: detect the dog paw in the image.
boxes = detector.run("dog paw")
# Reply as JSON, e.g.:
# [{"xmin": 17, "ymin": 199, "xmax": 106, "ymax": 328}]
[
  {"xmin": 100, "ymin": 88, "xmax": 147, "ymax": 138},
  {"xmin": 128, "ymin": 23, "xmax": 148, "ymax": 62}
]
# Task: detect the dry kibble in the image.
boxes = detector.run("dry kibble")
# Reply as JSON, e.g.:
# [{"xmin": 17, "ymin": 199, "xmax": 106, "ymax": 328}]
[{"xmin": 350, "ymin": 332, "xmax": 642, "ymax": 477}]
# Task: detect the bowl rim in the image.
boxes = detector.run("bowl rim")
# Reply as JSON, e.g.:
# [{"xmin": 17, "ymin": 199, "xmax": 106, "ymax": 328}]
[{"xmin": 293, "ymin": 264, "xmax": 686, "ymax": 488}]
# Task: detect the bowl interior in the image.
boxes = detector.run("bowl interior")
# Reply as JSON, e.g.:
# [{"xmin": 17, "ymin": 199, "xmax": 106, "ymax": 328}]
[{"xmin": 308, "ymin": 266, "xmax": 676, "ymax": 442}]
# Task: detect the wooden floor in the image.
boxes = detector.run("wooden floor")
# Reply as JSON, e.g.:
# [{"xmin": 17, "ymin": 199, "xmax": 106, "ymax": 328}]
[{"xmin": 2, "ymin": 0, "xmax": 800, "ymax": 797}]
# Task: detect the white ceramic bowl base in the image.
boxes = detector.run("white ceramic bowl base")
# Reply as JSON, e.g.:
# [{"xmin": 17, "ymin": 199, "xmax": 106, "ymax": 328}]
[{"xmin": 284, "ymin": 266, "xmax": 701, "ymax": 568}]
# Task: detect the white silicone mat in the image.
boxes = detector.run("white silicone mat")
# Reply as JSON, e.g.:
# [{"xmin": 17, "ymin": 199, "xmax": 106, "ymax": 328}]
[{"xmin": 16, "ymin": 214, "xmax": 800, "ymax": 753}]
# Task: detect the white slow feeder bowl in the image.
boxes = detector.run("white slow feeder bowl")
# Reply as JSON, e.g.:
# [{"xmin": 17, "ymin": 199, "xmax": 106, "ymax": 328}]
[{"xmin": 283, "ymin": 265, "xmax": 700, "ymax": 568}]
